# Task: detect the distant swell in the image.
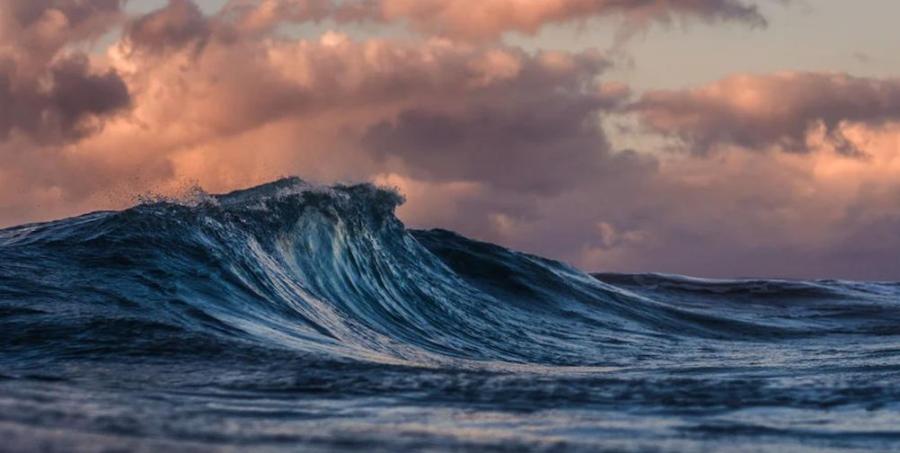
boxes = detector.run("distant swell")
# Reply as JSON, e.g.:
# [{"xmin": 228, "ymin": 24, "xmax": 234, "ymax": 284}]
[{"xmin": 3, "ymin": 177, "xmax": 900, "ymax": 369}]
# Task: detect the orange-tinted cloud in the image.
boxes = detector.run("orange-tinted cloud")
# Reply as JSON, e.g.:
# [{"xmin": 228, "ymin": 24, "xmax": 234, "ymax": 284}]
[
  {"xmin": 1, "ymin": 0, "xmax": 122, "ymax": 55},
  {"xmin": 338, "ymin": 0, "xmax": 769, "ymax": 40},
  {"xmin": 3, "ymin": 1, "xmax": 900, "ymax": 280},
  {"xmin": 634, "ymin": 72, "xmax": 900, "ymax": 154},
  {"xmin": 123, "ymin": 0, "xmax": 772, "ymax": 51},
  {"xmin": 387, "ymin": 121, "xmax": 900, "ymax": 280},
  {"xmin": 0, "ymin": 0, "xmax": 129, "ymax": 142},
  {"xmin": 0, "ymin": 1, "xmax": 628, "ymax": 225},
  {"xmin": 124, "ymin": 0, "xmax": 210, "ymax": 54}
]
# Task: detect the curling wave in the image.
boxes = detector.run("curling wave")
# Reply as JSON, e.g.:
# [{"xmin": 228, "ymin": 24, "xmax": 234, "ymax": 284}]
[
  {"xmin": 3, "ymin": 177, "xmax": 900, "ymax": 370},
  {"xmin": 6, "ymin": 178, "xmax": 900, "ymax": 451}
]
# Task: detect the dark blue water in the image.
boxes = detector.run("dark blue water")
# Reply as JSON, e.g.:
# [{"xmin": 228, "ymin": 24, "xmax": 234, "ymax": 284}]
[{"xmin": 3, "ymin": 178, "xmax": 900, "ymax": 452}]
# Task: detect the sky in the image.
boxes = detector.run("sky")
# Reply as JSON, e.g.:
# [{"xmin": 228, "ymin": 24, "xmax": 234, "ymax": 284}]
[{"xmin": 2, "ymin": 0, "xmax": 900, "ymax": 280}]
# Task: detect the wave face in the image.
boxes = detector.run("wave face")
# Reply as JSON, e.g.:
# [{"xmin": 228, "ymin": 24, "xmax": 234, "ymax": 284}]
[{"xmin": 3, "ymin": 178, "xmax": 900, "ymax": 452}]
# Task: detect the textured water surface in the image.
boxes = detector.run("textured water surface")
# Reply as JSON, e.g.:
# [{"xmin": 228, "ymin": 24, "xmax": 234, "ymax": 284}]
[{"xmin": 2, "ymin": 178, "xmax": 900, "ymax": 452}]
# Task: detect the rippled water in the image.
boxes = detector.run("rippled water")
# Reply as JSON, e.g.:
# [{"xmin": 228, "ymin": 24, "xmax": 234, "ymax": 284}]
[{"xmin": 2, "ymin": 178, "xmax": 900, "ymax": 452}]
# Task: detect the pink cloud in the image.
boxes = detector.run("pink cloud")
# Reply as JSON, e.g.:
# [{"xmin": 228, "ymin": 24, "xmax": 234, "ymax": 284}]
[
  {"xmin": 633, "ymin": 72, "xmax": 900, "ymax": 154},
  {"xmin": 338, "ymin": 0, "xmax": 769, "ymax": 40},
  {"xmin": 3, "ymin": 1, "xmax": 900, "ymax": 280},
  {"xmin": 0, "ymin": 0, "xmax": 130, "ymax": 143}
]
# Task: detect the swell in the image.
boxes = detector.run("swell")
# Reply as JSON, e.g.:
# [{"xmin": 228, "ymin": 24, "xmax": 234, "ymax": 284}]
[{"xmin": 2, "ymin": 177, "xmax": 900, "ymax": 369}]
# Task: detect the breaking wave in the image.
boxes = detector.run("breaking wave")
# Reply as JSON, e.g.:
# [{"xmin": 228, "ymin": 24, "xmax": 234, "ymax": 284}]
[
  {"xmin": 4, "ymin": 177, "xmax": 900, "ymax": 451},
  {"xmin": 3, "ymin": 177, "xmax": 899, "ymax": 369}
]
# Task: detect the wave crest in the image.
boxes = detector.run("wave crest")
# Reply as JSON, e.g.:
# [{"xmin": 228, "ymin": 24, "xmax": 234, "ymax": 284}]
[{"xmin": 3, "ymin": 178, "xmax": 900, "ymax": 369}]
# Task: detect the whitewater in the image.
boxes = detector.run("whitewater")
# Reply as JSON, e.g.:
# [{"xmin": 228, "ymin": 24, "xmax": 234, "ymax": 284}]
[{"xmin": 2, "ymin": 177, "xmax": 900, "ymax": 452}]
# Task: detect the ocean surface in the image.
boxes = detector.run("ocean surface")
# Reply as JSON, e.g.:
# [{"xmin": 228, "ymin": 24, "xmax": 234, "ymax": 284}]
[{"xmin": 2, "ymin": 177, "xmax": 900, "ymax": 452}]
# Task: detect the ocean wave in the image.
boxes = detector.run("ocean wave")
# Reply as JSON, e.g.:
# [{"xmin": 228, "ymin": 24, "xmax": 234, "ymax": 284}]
[{"xmin": 3, "ymin": 178, "xmax": 900, "ymax": 370}]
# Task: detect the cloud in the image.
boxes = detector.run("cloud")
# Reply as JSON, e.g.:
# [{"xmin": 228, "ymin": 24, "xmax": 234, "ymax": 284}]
[
  {"xmin": 4, "ymin": 1, "xmax": 900, "ymax": 280},
  {"xmin": 365, "ymin": 103, "xmax": 607, "ymax": 194},
  {"xmin": 119, "ymin": 0, "xmax": 778, "ymax": 47},
  {"xmin": 0, "ymin": 0, "xmax": 130, "ymax": 142},
  {"xmin": 579, "ymin": 123, "xmax": 900, "ymax": 279},
  {"xmin": 124, "ymin": 0, "xmax": 210, "ymax": 54},
  {"xmin": 338, "ymin": 0, "xmax": 770, "ymax": 40},
  {"xmin": 0, "ymin": 55, "xmax": 130, "ymax": 143},
  {"xmin": 362, "ymin": 53, "xmax": 629, "ymax": 193},
  {"xmin": 123, "ymin": 0, "xmax": 336, "ymax": 55},
  {"xmin": 633, "ymin": 72, "xmax": 900, "ymax": 154},
  {"xmin": 1, "ymin": 0, "xmax": 122, "ymax": 56},
  {"xmin": 219, "ymin": 0, "xmax": 333, "ymax": 34},
  {"xmin": 0, "ymin": 0, "xmax": 629, "ymax": 225},
  {"xmin": 390, "ymin": 121, "xmax": 900, "ymax": 280}
]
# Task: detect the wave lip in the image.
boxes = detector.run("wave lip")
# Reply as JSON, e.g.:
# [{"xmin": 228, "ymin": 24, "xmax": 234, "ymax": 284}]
[{"xmin": 3, "ymin": 177, "xmax": 900, "ymax": 369}]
